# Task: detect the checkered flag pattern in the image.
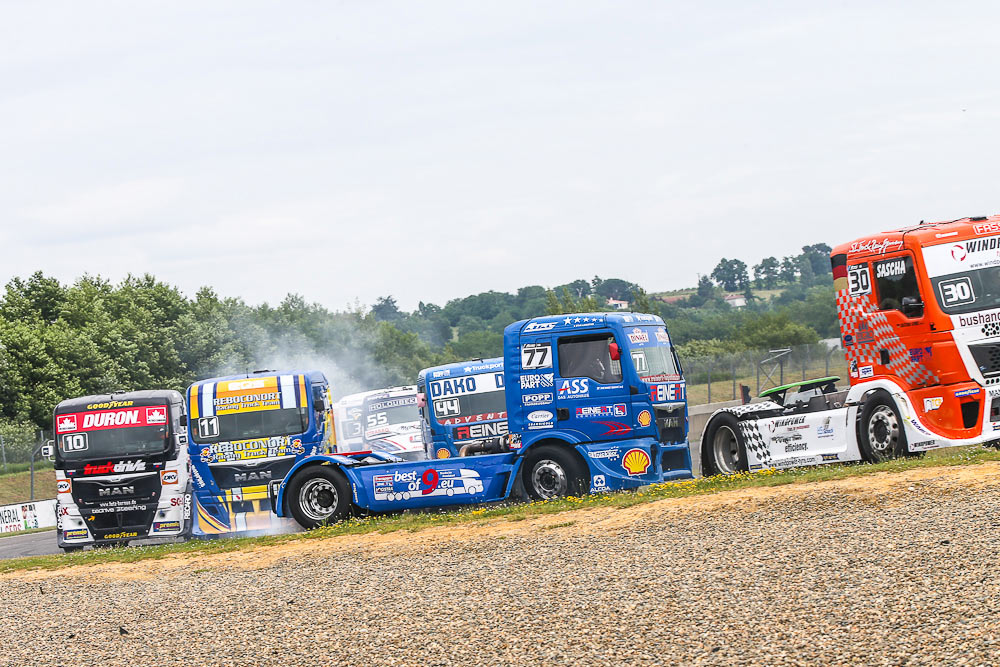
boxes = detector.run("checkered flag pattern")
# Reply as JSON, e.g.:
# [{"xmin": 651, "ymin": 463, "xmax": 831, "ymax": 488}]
[
  {"xmin": 738, "ymin": 420, "xmax": 771, "ymax": 466},
  {"xmin": 835, "ymin": 288, "xmax": 938, "ymax": 387}
]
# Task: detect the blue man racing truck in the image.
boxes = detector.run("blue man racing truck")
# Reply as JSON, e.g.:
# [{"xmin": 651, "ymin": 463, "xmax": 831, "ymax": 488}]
[
  {"xmin": 270, "ymin": 313, "xmax": 692, "ymax": 528},
  {"xmin": 417, "ymin": 358, "xmax": 507, "ymax": 460}
]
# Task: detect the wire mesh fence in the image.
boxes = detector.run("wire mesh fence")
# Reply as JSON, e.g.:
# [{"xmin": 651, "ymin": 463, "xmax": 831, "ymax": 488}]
[{"xmin": 683, "ymin": 342, "xmax": 849, "ymax": 406}]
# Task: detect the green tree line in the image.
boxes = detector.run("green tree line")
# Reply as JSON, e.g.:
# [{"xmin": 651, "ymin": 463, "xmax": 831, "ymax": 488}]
[{"xmin": 1, "ymin": 244, "xmax": 837, "ymax": 432}]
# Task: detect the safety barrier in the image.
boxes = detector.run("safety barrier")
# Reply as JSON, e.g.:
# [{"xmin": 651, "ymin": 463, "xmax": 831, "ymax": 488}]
[{"xmin": 0, "ymin": 499, "xmax": 57, "ymax": 534}]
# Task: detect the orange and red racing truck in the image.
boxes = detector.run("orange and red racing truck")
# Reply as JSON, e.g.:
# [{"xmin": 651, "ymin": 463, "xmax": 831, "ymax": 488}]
[{"xmin": 701, "ymin": 214, "xmax": 1000, "ymax": 475}]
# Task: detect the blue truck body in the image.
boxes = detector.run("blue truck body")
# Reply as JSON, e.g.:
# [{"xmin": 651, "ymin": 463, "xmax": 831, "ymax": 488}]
[
  {"xmin": 272, "ymin": 313, "xmax": 692, "ymax": 525},
  {"xmin": 416, "ymin": 358, "xmax": 507, "ymax": 460}
]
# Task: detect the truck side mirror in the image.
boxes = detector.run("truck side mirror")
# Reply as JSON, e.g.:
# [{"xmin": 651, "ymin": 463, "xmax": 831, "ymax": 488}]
[
  {"xmin": 179, "ymin": 414, "xmax": 188, "ymax": 427},
  {"xmin": 41, "ymin": 441, "xmax": 54, "ymax": 460},
  {"xmin": 609, "ymin": 342, "xmax": 621, "ymax": 361},
  {"xmin": 901, "ymin": 296, "xmax": 924, "ymax": 318},
  {"xmin": 312, "ymin": 386, "xmax": 327, "ymax": 412},
  {"xmin": 416, "ymin": 392, "xmax": 427, "ymax": 408}
]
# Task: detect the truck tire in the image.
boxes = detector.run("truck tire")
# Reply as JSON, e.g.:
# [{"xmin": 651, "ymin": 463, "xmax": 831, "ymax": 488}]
[
  {"xmin": 523, "ymin": 445, "xmax": 588, "ymax": 500},
  {"xmin": 701, "ymin": 412, "xmax": 748, "ymax": 476},
  {"xmin": 858, "ymin": 390, "xmax": 907, "ymax": 462},
  {"xmin": 286, "ymin": 466, "xmax": 352, "ymax": 529}
]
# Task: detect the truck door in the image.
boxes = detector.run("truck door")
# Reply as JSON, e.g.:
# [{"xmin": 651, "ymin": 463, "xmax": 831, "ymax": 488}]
[
  {"xmin": 870, "ymin": 253, "xmax": 933, "ymax": 386},
  {"xmin": 553, "ymin": 331, "xmax": 628, "ymax": 442}
]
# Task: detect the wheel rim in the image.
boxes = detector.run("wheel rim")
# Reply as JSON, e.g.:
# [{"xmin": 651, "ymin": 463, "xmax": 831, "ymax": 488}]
[
  {"xmin": 867, "ymin": 405, "xmax": 899, "ymax": 456},
  {"xmin": 299, "ymin": 478, "xmax": 338, "ymax": 521},
  {"xmin": 531, "ymin": 460, "xmax": 568, "ymax": 499},
  {"xmin": 712, "ymin": 425, "xmax": 740, "ymax": 474}
]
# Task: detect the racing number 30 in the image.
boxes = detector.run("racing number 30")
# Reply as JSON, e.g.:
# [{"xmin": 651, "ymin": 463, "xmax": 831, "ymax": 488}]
[{"xmin": 848, "ymin": 265, "xmax": 871, "ymax": 296}]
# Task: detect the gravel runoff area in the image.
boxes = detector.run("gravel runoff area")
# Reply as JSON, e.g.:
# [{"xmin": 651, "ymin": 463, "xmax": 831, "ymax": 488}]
[{"xmin": 3, "ymin": 464, "xmax": 1000, "ymax": 666}]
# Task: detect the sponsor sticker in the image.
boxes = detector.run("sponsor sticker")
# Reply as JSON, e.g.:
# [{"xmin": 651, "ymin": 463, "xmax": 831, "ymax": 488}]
[
  {"xmin": 859, "ymin": 365, "xmax": 874, "ymax": 379},
  {"xmin": 527, "ymin": 411, "xmax": 554, "ymax": 423},
  {"xmin": 955, "ymin": 387, "xmax": 981, "ymax": 398},
  {"xmin": 627, "ymin": 328, "xmax": 649, "ymax": 344},
  {"xmin": 63, "ymin": 529, "xmax": 89, "ymax": 540},
  {"xmin": 436, "ymin": 448, "xmax": 450, "ymax": 459},
  {"xmin": 153, "ymin": 521, "xmax": 181, "ymax": 532},
  {"xmin": 57, "ymin": 480, "xmax": 71, "ymax": 494},
  {"xmin": 557, "ymin": 378, "xmax": 590, "ymax": 398},
  {"xmin": 848, "ymin": 239, "xmax": 904, "ymax": 255},
  {"xmin": 923, "ymin": 397, "xmax": 943, "ymax": 412},
  {"xmin": 520, "ymin": 373, "xmax": 554, "ymax": 390},
  {"xmin": 637, "ymin": 410, "xmax": 652, "ymax": 428},
  {"xmin": 589, "ymin": 448, "xmax": 620, "ymax": 460},
  {"xmin": 650, "ymin": 383, "xmax": 685, "ymax": 402},
  {"xmin": 820, "ymin": 453, "xmax": 839, "ymax": 462},
  {"xmin": 576, "ymin": 404, "xmax": 627, "ymax": 418},
  {"xmin": 522, "ymin": 393, "xmax": 553, "ymax": 406},
  {"xmin": 161, "ymin": 470, "xmax": 179, "ymax": 484},
  {"xmin": 592, "ymin": 475, "xmax": 608, "ymax": 490},
  {"xmin": 81, "ymin": 460, "xmax": 146, "ymax": 475},
  {"xmin": 622, "ymin": 448, "xmax": 651, "ymax": 475},
  {"xmin": 909, "ymin": 440, "xmax": 939, "ymax": 452},
  {"xmin": 524, "ymin": 321, "xmax": 557, "ymax": 332}
]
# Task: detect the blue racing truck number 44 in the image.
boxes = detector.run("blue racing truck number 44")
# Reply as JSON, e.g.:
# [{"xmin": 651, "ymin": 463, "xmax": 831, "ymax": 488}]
[{"xmin": 271, "ymin": 313, "xmax": 693, "ymax": 529}]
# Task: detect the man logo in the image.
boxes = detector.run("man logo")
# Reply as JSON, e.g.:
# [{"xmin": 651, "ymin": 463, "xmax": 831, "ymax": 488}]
[{"xmin": 233, "ymin": 471, "xmax": 272, "ymax": 483}]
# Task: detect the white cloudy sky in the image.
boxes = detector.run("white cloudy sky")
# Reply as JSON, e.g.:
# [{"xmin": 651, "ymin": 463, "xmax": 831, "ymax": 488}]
[{"xmin": 2, "ymin": 1, "xmax": 998, "ymax": 310}]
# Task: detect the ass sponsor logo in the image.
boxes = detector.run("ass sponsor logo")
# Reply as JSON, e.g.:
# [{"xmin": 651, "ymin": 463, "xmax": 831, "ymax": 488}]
[{"xmin": 558, "ymin": 378, "xmax": 590, "ymax": 398}]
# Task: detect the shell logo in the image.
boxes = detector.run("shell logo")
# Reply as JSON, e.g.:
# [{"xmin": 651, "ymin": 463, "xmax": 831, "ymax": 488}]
[
  {"xmin": 436, "ymin": 448, "xmax": 451, "ymax": 459},
  {"xmin": 637, "ymin": 410, "xmax": 652, "ymax": 428},
  {"xmin": 622, "ymin": 448, "xmax": 651, "ymax": 475}
]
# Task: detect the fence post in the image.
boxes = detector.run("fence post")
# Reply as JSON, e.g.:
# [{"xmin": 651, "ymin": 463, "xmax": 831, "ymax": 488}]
[
  {"xmin": 731, "ymin": 359, "xmax": 737, "ymax": 400},
  {"xmin": 706, "ymin": 360, "xmax": 714, "ymax": 404},
  {"xmin": 30, "ymin": 431, "xmax": 39, "ymax": 501},
  {"xmin": 0, "ymin": 434, "xmax": 5, "ymax": 473}
]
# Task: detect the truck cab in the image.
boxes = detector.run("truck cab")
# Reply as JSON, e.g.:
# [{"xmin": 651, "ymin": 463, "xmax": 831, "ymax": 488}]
[
  {"xmin": 361, "ymin": 386, "xmax": 426, "ymax": 462},
  {"xmin": 505, "ymin": 312, "xmax": 690, "ymax": 492},
  {"xmin": 701, "ymin": 215, "xmax": 1000, "ymax": 476},
  {"xmin": 52, "ymin": 390, "xmax": 190, "ymax": 551},
  {"xmin": 270, "ymin": 312, "xmax": 693, "ymax": 529},
  {"xmin": 333, "ymin": 389, "xmax": 382, "ymax": 453},
  {"xmin": 417, "ymin": 358, "xmax": 507, "ymax": 460},
  {"xmin": 186, "ymin": 370, "xmax": 332, "ymax": 536}
]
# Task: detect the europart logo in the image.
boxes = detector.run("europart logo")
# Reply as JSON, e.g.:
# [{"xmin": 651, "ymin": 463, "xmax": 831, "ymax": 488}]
[{"xmin": 622, "ymin": 448, "xmax": 651, "ymax": 475}]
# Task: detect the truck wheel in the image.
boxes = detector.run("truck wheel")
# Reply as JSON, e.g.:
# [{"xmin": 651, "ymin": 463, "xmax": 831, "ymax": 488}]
[
  {"xmin": 701, "ymin": 413, "xmax": 748, "ymax": 476},
  {"xmin": 858, "ymin": 391, "xmax": 907, "ymax": 462},
  {"xmin": 287, "ymin": 466, "xmax": 352, "ymax": 529},
  {"xmin": 523, "ymin": 445, "xmax": 587, "ymax": 500}
]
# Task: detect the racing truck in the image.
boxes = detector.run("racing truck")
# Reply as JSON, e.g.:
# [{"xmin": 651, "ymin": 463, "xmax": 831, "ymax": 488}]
[
  {"xmin": 268, "ymin": 312, "xmax": 693, "ymax": 528},
  {"xmin": 333, "ymin": 389, "xmax": 382, "ymax": 453},
  {"xmin": 186, "ymin": 370, "xmax": 333, "ymax": 535},
  {"xmin": 50, "ymin": 391, "xmax": 191, "ymax": 552},
  {"xmin": 361, "ymin": 386, "xmax": 426, "ymax": 461},
  {"xmin": 701, "ymin": 214, "xmax": 1000, "ymax": 475},
  {"xmin": 417, "ymin": 358, "xmax": 507, "ymax": 460}
]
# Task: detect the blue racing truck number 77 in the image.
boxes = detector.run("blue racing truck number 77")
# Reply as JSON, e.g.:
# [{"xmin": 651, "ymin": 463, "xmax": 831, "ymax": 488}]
[{"xmin": 270, "ymin": 313, "xmax": 693, "ymax": 528}]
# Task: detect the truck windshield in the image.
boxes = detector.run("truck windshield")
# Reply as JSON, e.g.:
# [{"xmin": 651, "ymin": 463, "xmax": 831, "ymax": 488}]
[
  {"xmin": 929, "ymin": 266, "xmax": 1000, "ymax": 315},
  {"xmin": 192, "ymin": 408, "xmax": 308, "ymax": 444},
  {"xmin": 364, "ymin": 395, "xmax": 419, "ymax": 439},
  {"xmin": 55, "ymin": 404, "xmax": 171, "ymax": 461},
  {"xmin": 626, "ymin": 326, "xmax": 681, "ymax": 383}
]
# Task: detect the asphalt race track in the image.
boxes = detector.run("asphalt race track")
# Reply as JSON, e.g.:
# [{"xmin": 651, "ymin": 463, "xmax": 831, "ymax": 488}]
[{"xmin": 0, "ymin": 529, "xmax": 59, "ymax": 559}]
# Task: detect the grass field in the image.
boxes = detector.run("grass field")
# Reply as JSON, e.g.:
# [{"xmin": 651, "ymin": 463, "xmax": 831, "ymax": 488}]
[
  {"xmin": 0, "ymin": 468, "xmax": 56, "ymax": 506},
  {"xmin": 3, "ymin": 445, "xmax": 998, "ymax": 574}
]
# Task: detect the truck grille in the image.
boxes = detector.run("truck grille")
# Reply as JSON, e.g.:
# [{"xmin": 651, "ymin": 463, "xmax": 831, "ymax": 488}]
[
  {"xmin": 72, "ymin": 473, "xmax": 160, "ymax": 507},
  {"xmin": 654, "ymin": 403, "xmax": 687, "ymax": 444},
  {"xmin": 970, "ymin": 343, "xmax": 1000, "ymax": 378}
]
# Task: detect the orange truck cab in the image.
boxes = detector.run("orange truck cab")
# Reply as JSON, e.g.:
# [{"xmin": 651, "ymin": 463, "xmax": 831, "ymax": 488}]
[{"xmin": 700, "ymin": 214, "xmax": 1000, "ymax": 476}]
